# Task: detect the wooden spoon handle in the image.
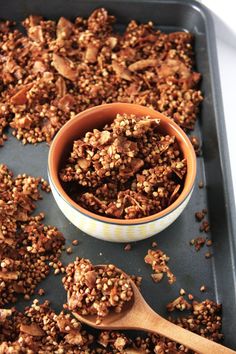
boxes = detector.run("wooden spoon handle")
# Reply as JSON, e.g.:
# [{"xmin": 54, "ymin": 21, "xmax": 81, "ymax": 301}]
[{"xmin": 139, "ymin": 308, "xmax": 235, "ymax": 354}]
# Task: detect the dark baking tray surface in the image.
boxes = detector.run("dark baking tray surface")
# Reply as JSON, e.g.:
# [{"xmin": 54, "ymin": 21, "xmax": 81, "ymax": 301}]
[{"xmin": 1, "ymin": 0, "xmax": 236, "ymax": 350}]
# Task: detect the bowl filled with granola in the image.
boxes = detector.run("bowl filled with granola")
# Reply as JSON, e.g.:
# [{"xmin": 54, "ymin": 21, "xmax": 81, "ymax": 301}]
[{"xmin": 48, "ymin": 103, "xmax": 196, "ymax": 242}]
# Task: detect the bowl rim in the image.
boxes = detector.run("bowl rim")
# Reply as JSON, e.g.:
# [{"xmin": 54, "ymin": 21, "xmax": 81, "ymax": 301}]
[{"xmin": 48, "ymin": 103, "xmax": 196, "ymax": 225}]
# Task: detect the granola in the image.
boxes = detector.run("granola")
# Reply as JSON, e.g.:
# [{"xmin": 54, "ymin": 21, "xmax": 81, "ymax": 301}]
[
  {"xmin": 0, "ymin": 164, "xmax": 65, "ymax": 305},
  {"xmin": 0, "ymin": 298, "xmax": 223, "ymax": 353},
  {"xmin": 0, "ymin": 300, "xmax": 93, "ymax": 353},
  {"xmin": 167, "ymin": 297, "xmax": 223, "ymax": 342},
  {"xmin": 144, "ymin": 248, "xmax": 176, "ymax": 284},
  {"xmin": 63, "ymin": 258, "xmax": 133, "ymax": 324},
  {"xmin": 60, "ymin": 113, "xmax": 187, "ymax": 219},
  {"xmin": 0, "ymin": 9, "xmax": 202, "ymax": 146},
  {"xmin": 189, "ymin": 236, "xmax": 206, "ymax": 251}
]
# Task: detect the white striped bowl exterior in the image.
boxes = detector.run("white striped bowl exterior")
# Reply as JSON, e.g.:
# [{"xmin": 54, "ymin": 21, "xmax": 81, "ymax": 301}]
[{"xmin": 50, "ymin": 177, "xmax": 193, "ymax": 243}]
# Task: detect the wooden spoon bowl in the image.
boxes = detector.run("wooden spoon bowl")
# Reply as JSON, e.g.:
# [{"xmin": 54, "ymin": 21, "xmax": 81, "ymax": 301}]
[{"xmin": 69, "ymin": 265, "xmax": 235, "ymax": 354}]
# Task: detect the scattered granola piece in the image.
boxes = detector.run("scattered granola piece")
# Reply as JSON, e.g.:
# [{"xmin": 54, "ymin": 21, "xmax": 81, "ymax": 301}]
[
  {"xmin": 166, "ymin": 296, "xmax": 192, "ymax": 312},
  {"xmin": 66, "ymin": 247, "xmax": 73, "ymax": 255},
  {"xmin": 72, "ymin": 239, "xmax": 79, "ymax": 246},
  {"xmin": 38, "ymin": 288, "xmax": 45, "ymax": 296},
  {"xmin": 198, "ymin": 180, "xmax": 204, "ymax": 188},
  {"xmin": 151, "ymin": 273, "xmax": 164, "ymax": 283},
  {"xmin": 195, "ymin": 208, "xmax": 207, "ymax": 222},
  {"xmin": 179, "ymin": 288, "xmax": 186, "ymax": 296},
  {"xmin": 190, "ymin": 236, "xmax": 206, "ymax": 251},
  {"xmin": 152, "ymin": 241, "xmax": 158, "ymax": 248},
  {"xmin": 188, "ymin": 294, "xmax": 194, "ymax": 300},
  {"xmin": 206, "ymin": 239, "xmax": 213, "ymax": 247},
  {"xmin": 144, "ymin": 249, "xmax": 176, "ymax": 284},
  {"xmin": 190, "ymin": 135, "xmax": 201, "ymax": 156},
  {"xmin": 205, "ymin": 252, "xmax": 212, "ymax": 259},
  {"xmin": 200, "ymin": 220, "xmax": 210, "ymax": 233},
  {"xmin": 195, "ymin": 211, "xmax": 205, "ymax": 221},
  {"xmin": 200, "ymin": 285, "xmax": 206, "ymax": 292},
  {"xmin": 124, "ymin": 243, "xmax": 132, "ymax": 251}
]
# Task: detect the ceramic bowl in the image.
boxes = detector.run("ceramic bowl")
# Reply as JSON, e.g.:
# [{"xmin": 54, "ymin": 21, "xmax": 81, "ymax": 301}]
[{"xmin": 48, "ymin": 103, "xmax": 196, "ymax": 242}]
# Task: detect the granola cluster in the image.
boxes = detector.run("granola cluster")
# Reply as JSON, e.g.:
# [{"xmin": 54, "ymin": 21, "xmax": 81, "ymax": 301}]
[
  {"xmin": 60, "ymin": 113, "xmax": 187, "ymax": 219},
  {"xmin": 63, "ymin": 258, "xmax": 133, "ymax": 324},
  {"xmin": 144, "ymin": 248, "xmax": 176, "ymax": 284},
  {"xmin": 0, "ymin": 8, "xmax": 202, "ymax": 146},
  {"xmin": 0, "ymin": 164, "xmax": 65, "ymax": 305}
]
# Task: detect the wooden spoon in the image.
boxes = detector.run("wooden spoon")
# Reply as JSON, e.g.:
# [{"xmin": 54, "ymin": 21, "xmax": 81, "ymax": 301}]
[{"xmin": 69, "ymin": 265, "xmax": 235, "ymax": 354}]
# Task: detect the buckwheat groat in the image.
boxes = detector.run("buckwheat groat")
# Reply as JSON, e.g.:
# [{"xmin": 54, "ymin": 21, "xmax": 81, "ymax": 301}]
[
  {"xmin": 60, "ymin": 113, "xmax": 187, "ymax": 219},
  {"xmin": 63, "ymin": 258, "xmax": 133, "ymax": 324}
]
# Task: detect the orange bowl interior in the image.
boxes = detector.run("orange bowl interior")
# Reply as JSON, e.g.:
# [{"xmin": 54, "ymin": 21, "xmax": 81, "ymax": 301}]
[{"xmin": 48, "ymin": 103, "xmax": 196, "ymax": 225}]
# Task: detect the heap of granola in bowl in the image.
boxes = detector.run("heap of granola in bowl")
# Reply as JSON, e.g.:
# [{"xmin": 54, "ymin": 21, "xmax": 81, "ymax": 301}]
[{"xmin": 48, "ymin": 103, "xmax": 196, "ymax": 242}]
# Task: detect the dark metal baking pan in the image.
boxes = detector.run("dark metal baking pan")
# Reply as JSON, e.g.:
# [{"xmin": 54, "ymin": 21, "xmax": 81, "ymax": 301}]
[{"xmin": 0, "ymin": 0, "xmax": 236, "ymax": 350}]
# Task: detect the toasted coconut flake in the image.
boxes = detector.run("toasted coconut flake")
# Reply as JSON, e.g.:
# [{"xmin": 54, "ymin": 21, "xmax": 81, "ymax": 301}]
[
  {"xmin": 52, "ymin": 53, "xmax": 77, "ymax": 81},
  {"xmin": 20, "ymin": 323, "xmax": 45, "ymax": 336},
  {"xmin": 85, "ymin": 44, "xmax": 99, "ymax": 63},
  {"xmin": 57, "ymin": 17, "xmax": 73, "ymax": 39},
  {"xmin": 10, "ymin": 84, "xmax": 33, "ymax": 105},
  {"xmin": 128, "ymin": 59, "xmax": 158, "ymax": 72},
  {"xmin": 112, "ymin": 61, "xmax": 133, "ymax": 81}
]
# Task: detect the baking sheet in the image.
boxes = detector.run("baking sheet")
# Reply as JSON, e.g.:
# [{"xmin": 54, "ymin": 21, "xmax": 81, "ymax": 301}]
[{"xmin": 0, "ymin": 0, "xmax": 236, "ymax": 349}]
